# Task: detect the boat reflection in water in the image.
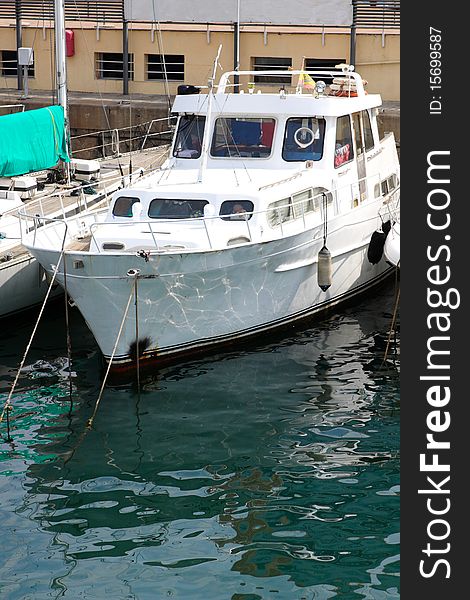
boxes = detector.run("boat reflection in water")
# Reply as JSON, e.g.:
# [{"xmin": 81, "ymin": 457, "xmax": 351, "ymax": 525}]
[{"xmin": 3, "ymin": 283, "xmax": 399, "ymax": 598}]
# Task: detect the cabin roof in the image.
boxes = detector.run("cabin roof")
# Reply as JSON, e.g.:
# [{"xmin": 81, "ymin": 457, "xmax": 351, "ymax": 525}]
[{"xmin": 172, "ymin": 91, "xmax": 382, "ymax": 118}]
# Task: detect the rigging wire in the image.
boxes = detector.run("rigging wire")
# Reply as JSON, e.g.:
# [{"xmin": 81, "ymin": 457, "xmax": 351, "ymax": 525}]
[{"xmin": 151, "ymin": 0, "xmax": 172, "ymax": 117}]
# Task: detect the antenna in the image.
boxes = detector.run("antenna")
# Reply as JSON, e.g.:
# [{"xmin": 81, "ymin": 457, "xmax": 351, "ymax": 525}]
[{"xmin": 197, "ymin": 45, "xmax": 222, "ymax": 183}]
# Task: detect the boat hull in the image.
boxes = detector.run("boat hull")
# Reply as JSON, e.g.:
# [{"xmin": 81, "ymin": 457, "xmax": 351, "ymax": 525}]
[
  {"xmin": 384, "ymin": 221, "xmax": 400, "ymax": 267},
  {"xmin": 27, "ymin": 199, "xmax": 392, "ymax": 372},
  {"xmin": 0, "ymin": 252, "xmax": 62, "ymax": 318}
]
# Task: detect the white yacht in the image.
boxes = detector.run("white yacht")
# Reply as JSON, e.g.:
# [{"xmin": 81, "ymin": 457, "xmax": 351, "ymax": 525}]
[{"xmin": 21, "ymin": 66, "xmax": 400, "ymax": 375}]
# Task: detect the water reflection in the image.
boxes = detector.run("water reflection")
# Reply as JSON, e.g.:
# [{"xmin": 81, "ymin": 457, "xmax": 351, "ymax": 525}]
[{"xmin": 1, "ymin": 282, "xmax": 400, "ymax": 599}]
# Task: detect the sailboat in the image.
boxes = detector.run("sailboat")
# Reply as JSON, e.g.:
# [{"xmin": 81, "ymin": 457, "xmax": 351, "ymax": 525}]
[
  {"xmin": 0, "ymin": 0, "xmax": 168, "ymax": 319},
  {"xmin": 21, "ymin": 61, "xmax": 400, "ymax": 377}
]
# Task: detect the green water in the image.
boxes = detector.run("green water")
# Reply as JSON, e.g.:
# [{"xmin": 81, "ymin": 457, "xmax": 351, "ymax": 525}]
[{"xmin": 0, "ymin": 283, "xmax": 399, "ymax": 599}]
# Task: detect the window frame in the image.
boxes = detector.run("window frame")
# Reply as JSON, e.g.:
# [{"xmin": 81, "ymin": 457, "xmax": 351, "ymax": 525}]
[
  {"xmin": 210, "ymin": 116, "xmax": 276, "ymax": 160},
  {"xmin": 334, "ymin": 115, "xmax": 355, "ymax": 169},
  {"xmin": 362, "ymin": 109, "xmax": 375, "ymax": 151},
  {"xmin": 304, "ymin": 57, "xmax": 346, "ymax": 85},
  {"xmin": 148, "ymin": 198, "xmax": 209, "ymax": 219},
  {"xmin": 282, "ymin": 117, "xmax": 326, "ymax": 163},
  {"xmin": 95, "ymin": 52, "xmax": 134, "ymax": 80},
  {"xmin": 219, "ymin": 200, "xmax": 254, "ymax": 221},
  {"xmin": 1, "ymin": 50, "xmax": 34, "ymax": 78},
  {"xmin": 172, "ymin": 114, "xmax": 206, "ymax": 159},
  {"xmin": 112, "ymin": 196, "xmax": 141, "ymax": 218},
  {"xmin": 252, "ymin": 57, "xmax": 292, "ymax": 86},
  {"xmin": 146, "ymin": 53, "xmax": 184, "ymax": 81}
]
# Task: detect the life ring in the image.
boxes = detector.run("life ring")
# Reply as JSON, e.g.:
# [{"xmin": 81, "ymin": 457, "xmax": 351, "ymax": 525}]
[{"xmin": 294, "ymin": 127, "xmax": 315, "ymax": 149}]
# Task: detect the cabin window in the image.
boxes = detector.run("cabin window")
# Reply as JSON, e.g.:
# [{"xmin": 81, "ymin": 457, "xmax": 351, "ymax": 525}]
[
  {"xmin": 267, "ymin": 198, "xmax": 291, "ymax": 227},
  {"xmin": 211, "ymin": 118, "xmax": 275, "ymax": 158},
  {"xmin": 173, "ymin": 115, "xmax": 206, "ymax": 159},
  {"xmin": 375, "ymin": 174, "xmax": 399, "ymax": 197},
  {"xmin": 219, "ymin": 201, "xmax": 254, "ymax": 221},
  {"xmin": 282, "ymin": 117, "xmax": 325, "ymax": 162},
  {"xmin": 252, "ymin": 57, "xmax": 292, "ymax": 85},
  {"xmin": 147, "ymin": 54, "xmax": 184, "ymax": 81},
  {"xmin": 334, "ymin": 115, "xmax": 354, "ymax": 168},
  {"xmin": 352, "ymin": 112, "xmax": 364, "ymax": 156},
  {"xmin": 96, "ymin": 53, "xmax": 134, "ymax": 80},
  {"xmin": 112, "ymin": 196, "xmax": 140, "ymax": 217},
  {"xmin": 148, "ymin": 199, "xmax": 208, "ymax": 219},
  {"xmin": 1, "ymin": 50, "xmax": 34, "ymax": 77},
  {"xmin": 291, "ymin": 189, "xmax": 316, "ymax": 218},
  {"xmin": 362, "ymin": 110, "xmax": 374, "ymax": 151}
]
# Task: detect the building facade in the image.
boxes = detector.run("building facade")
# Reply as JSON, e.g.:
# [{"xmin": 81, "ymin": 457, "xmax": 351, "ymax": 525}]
[{"xmin": 0, "ymin": 1, "xmax": 400, "ymax": 100}]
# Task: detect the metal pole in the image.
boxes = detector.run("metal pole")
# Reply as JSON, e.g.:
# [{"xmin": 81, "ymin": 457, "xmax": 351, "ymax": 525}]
[
  {"xmin": 15, "ymin": 0, "xmax": 22, "ymax": 91},
  {"xmin": 123, "ymin": 19, "xmax": 129, "ymax": 96},
  {"xmin": 54, "ymin": 0, "xmax": 68, "ymax": 121},
  {"xmin": 350, "ymin": 24, "xmax": 357, "ymax": 67},
  {"xmin": 233, "ymin": 0, "xmax": 240, "ymax": 93},
  {"xmin": 350, "ymin": 2, "xmax": 357, "ymax": 67}
]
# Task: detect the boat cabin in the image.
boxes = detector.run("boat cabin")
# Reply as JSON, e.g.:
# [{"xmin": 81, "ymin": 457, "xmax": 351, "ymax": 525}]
[{"xmin": 94, "ymin": 68, "xmax": 399, "ymax": 253}]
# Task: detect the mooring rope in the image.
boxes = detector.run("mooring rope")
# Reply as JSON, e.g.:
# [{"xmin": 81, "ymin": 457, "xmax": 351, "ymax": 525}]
[
  {"xmin": 383, "ymin": 267, "xmax": 400, "ymax": 365},
  {"xmin": 0, "ymin": 232, "xmax": 68, "ymax": 426},
  {"xmin": 86, "ymin": 282, "xmax": 135, "ymax": 429}
]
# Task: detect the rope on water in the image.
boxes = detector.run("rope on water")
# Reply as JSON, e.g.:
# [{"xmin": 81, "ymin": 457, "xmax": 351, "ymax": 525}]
[
  {"xmin": 86, "ymin": 282, "xmax": 135, "ymax": 429},
  {"xmin": 62, "ymin": 252, "xmax": 74, "ymax": 409},
  {"xmin": 383, "ymin": 267, "xmax": 400, "ymax": 365},
  {"xmin": 1, "ymin": 227, "xmax": 68, "ymax": 426}
]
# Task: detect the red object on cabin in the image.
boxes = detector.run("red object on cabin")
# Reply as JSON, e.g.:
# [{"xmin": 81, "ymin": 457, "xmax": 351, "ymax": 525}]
[
  {"xmin": 65, "ymin": 30, "xmax": 75, "ymax": 57},
  {"xmin": 261, "ymin": 121, "xmax": 275, "ymax": 146}
]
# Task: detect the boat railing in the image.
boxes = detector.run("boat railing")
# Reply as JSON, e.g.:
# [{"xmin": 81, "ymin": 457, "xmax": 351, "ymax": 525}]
[
  {"xmin": 70, "ymin": 116, "xmax": 174, "ymax": 159},
  {"xmin": 16, "ymin": 167, "xmax": 143, "ymax": 243},
  {"xmin": 19, "ymin": 168, "xmax": 400, "ymax": 253},
  {"xmin": 217, "ymin": 68, "xmax": 367, "ymax": 96}
]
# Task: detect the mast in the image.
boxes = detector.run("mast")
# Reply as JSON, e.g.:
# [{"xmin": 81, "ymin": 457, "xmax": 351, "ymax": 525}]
[
  {"xmin": 54, "ymin": 0, "xmax": 68, "ymax": 122},
  {"xmin": 197, "ymin": 44, "xmax": 222, "ymax": 184}
]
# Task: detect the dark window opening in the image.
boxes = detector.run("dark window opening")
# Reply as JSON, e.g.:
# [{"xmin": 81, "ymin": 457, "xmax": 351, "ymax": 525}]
[
  {"xmin": 282, "ymin": 117, "xmax": 326, "ymax": 162},
  {"xmin": 173, "ymin": 115, "xmax": 206, "ymax": 159},
  {"xmin": 211, "ymin": 118, "xmax": 275, "ymax": 158},
  {"xmin": 304, "ymin": 58, "xmax": 346, "ymax": 84},
  {"xmin": 1, "ymin": 50, "xmax": 34, "ymax": 77},
  {"xmin": 362, "ymin": 110, "xmax": 374, "ymax": 151},
  {"xmin": 96, "ymin": 53, "xmax": 134, "ymax": 80},
  {"xmin": 147, "ymin": 54, "xmax": 184, "ymax": 81},
  {"xmin": 252, "ymin": 57, "xmax": 292, "ymax": 85},
  {"xmin": 148, "ymin": 199, "xmax": 208, "ymax": 219},
  {"xmin": 334, "ymin": 115, "xmax": 354, "ymax": 168},
  {"xmin": 220, "ymin": 200, "xmax": 254, "ymax": 221},
  {"xmin": 112, "ymin": 196, "xmax": 140, "ymax": 217}
]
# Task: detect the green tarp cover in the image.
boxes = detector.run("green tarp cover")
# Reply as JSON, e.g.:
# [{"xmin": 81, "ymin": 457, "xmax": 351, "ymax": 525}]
[{"xmin": 0, "ymin": 105, "xmax": 69, "ymax": 177}]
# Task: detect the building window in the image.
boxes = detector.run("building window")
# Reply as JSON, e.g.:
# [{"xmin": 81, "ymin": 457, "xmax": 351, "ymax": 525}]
[
  {"xmin": 96, "ymin": 53, "xmax": 134, "ymax": 80},
  {"xmin": 1, "ymin": 50, "xmax": 34, "ymax": 77},
  {"xmin": 147, "ymin": 54, "xmax": 184, "ymax": 81},
  {"xmin": 252, "ymin": 57, "xmax": 292, "ymax": 85},
  {"xmin": 334, "ymin": 115, "xmax": 354, "ymax": 168},
  {"xmin": 304, "ymin": 58, "xmax": 346, "ymax": 84}
]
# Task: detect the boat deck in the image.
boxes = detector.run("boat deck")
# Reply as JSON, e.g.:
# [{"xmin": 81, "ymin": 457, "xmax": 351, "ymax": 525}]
[{"xmin": 0, "ymin": 145, "xmax": 169, "ymax": 266}]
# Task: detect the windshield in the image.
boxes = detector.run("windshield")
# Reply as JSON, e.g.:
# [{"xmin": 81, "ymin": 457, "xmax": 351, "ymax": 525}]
[
  {"xmin": 173, "ymin": 115, "xmax": 206, "ymax": 159},
  {"xmin": 211, "ymin": 117, "xmax": 275, "ymax": 158},
  {"xmin": 282, "ymin": 117, "xmax": 326, "ymax": 162}
]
